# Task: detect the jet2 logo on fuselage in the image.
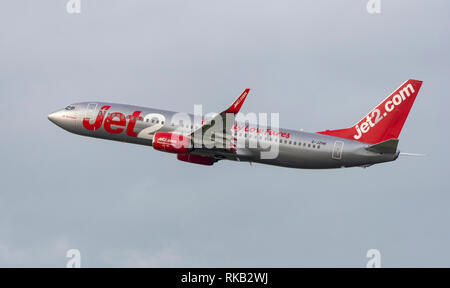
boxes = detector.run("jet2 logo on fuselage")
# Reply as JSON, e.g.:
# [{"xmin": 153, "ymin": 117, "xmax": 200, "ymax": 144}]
[{"xmin": 82, "ymin": 106, "xmax": 166, "ymax": 139}]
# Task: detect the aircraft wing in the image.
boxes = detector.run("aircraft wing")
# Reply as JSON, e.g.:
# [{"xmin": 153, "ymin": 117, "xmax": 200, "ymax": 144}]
[{"xmin": 190, "ymin": 88, "xmax": 250, "ymax": 151}]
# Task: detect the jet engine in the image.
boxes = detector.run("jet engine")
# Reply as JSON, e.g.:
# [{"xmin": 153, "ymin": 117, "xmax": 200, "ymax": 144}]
[
  {"xmin": 177, "ymin": 153, "xmax": 214, "ymax": 166},
  {"xmin": 152, "ymin": 132, "xmax": 191, "ymax": 154}
]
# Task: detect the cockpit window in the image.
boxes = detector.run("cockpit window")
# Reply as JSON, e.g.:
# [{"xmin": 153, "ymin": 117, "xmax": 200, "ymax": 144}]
[{"xmin": 65, "ymin": 106, "xmax": 75, "ymax": 111}]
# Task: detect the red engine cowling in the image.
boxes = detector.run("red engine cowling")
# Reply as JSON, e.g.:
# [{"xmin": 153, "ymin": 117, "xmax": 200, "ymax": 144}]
[
  {"xmin": 177, "ymin": 153, "xmax": 214, "ymax": 166},
  {"xmin": 153, "ymin": 132, "xmax": 190, "ymax": 154}
]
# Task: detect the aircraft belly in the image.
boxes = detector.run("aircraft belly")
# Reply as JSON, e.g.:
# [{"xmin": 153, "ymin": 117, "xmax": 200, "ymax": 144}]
[{"xmin": 244, "ymin": 146, "xmax": 338, "ymax": 169}]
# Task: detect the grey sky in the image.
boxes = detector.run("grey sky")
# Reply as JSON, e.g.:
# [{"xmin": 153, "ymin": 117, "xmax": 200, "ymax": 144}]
[{"xmin": 0, "ymin": 0, "xmax": 449, "ymax": 267}]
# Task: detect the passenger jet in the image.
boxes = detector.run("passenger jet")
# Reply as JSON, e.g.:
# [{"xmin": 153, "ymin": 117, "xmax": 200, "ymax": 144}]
[{"xmin": 48, "ymin": 79, "xmax": 423, "ymax": 169}]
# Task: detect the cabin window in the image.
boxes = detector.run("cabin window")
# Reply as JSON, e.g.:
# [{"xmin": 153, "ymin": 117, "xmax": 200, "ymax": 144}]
[{"xmin": 317, "ymin": 145, "xmax": 321, "ymax": 149}]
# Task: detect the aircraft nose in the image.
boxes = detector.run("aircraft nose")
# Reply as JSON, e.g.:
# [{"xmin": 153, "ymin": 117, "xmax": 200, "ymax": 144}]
[{"xmin": 48, "ymin": 112, "xmax": 59, "ymax": 124}]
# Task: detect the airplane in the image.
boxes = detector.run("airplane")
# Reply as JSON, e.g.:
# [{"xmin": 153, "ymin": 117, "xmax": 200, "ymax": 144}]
[{"xmin": 48, "ymin": 79, "xmax": 423, "ymax": 169}]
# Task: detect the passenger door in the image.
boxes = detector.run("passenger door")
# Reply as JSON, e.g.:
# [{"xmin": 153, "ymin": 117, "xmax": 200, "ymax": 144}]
[{"xmin": 332, "ymin": 141, "xmax": 344, "ymax": 160}]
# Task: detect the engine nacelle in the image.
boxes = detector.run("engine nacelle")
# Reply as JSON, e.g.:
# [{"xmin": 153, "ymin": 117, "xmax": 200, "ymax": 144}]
[
  {"xmin": 177, "ymin": 153, "xmax": 214, "ymax": 166},
  {"xmin": 153, "ymin": 132, "xmax": 190, "ymax": 154}
]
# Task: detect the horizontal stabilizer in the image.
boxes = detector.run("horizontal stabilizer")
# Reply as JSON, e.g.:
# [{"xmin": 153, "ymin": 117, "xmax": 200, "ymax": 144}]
[{"xmin": 366, "ymin": 139, "xmax": 399, "ymax": 154}]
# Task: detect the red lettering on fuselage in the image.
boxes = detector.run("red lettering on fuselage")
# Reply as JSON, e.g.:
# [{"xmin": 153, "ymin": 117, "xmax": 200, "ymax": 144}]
[
  {"xmin": 104, "ymin": 112, "xmax": 126, "ymax": 134},
  {"xmin": 126, "ymin": 111, "xmax": 142, "ymax": 137},
  {"xmin": 83, "ymin": 107, "xmax": 142, "ymax": 137},
  {"xmin": 232, "ymin": 123, "xmax": 291, "ymax": 139},
  {"xmin": 82, "ymin": 105, "xmax": 111, "ymax": 131}
]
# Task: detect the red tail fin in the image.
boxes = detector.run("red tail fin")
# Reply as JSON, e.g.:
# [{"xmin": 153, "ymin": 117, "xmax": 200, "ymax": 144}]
[{"xmin": 317, "ymin": 79, "xmax": 423, "ymax": 144}]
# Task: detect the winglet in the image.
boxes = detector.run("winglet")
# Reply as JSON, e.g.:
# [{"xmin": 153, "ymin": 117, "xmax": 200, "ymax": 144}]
[{"xmin": 225, "ymin": 88, "xmax": 250, "ymax": 114}]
